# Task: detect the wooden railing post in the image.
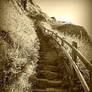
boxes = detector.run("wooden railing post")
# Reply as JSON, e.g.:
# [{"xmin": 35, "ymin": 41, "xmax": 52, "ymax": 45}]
[
  {"xmin": 72, "ymin": 41, "xmax": 77, "ymax": 77},
  {"xmin": 62, "ymin": 40, "xmax": 64, "ymax": 46},
  {"xmin": 72, "ymin": 41, "xmax": 77, "ymax": 63},
  {"xmin": 62, "ymin": 37, "xmax": 65, "ymax": 46}
]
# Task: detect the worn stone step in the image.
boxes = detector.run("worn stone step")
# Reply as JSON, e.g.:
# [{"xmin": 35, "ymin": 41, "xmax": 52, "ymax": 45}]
[
  {"xmin": 40, "ymin": 51, "xmax": 49, "ymax": 54},
  {"xmin": 38, "ymin": 60, "xmax": 58, "ymax": 66},
  {"xmin": 40, "ymin": 44, "xmax": 49, "ymax": 47},
  {"xmin": 39, "ymin": 58, "xmax": 57, "ymax": 62},
  {"xmin": 41, "ymin": 51, "xmax": 57, "ymax": 59},
  {"xmin": 40, "ymin": 48, "xmax": 50, "ymax": 51},
  {"xmin": 34, "ymin": 79, "xmax": 62, "ymax": 89},
  {"xmin": 40, "ymin": 47, "xmax": 51, "ymax": 49},
  {"xmin": 32, "ymin": 88, "xmax": 67, "ymax": 92},
  {"xmin": 36, "ymin": 70, "xmax": 59, "ymax": 80},
  {"xmin": 40, "ymin": 52, "xmax": 47, "ymax": 54},
  {"xmin": 37, "ymin": 64, "xmax": 59, "ymax": 72},
  {"xmin": 32, "ymin": 89, "xmax": 47, "ymax": 92},
  {"xmin": 46, "ymin": 88, "xmax": 67, "ymax": 92},
  {"xmin": 40, "ymin": 45, "xmax": 49, "ymax": 48}
]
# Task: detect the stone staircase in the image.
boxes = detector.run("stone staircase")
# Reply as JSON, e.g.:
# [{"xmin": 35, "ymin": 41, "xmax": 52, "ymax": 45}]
[{"xmin": 32, "ymin": 28, "xmax": 70, "ymax": 92}]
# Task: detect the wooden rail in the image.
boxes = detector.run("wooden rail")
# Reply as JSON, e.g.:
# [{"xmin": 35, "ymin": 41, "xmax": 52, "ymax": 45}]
[{"xmin": 38, "ymin": 25, "xmax": 92, "ymax": 92}]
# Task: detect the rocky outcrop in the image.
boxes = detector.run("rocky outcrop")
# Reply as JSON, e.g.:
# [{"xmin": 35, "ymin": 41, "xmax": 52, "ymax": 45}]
[
  {"xmin": 52, "ymin": 24, "xmax": 91, "ymax": 43},
  {"xmin": 0, "ymin": 0, "xmax": 57, "ymax": 91},
  {"xmin": 0, "ymin": 0, "xmax": 42, "ymax": 92}
]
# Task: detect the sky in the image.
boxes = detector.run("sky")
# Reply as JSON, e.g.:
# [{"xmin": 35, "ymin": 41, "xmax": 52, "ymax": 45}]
[{"xmin": 35, "ymin": 0, "xmax": 92, "ymax": 38}]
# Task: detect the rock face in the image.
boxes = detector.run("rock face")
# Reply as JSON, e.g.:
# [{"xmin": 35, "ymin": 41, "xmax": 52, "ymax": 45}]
[
  {"xmin": 0, "ymin": 0, "xmax": 42, "ymax": 92},
  {"xmin": 0, "ymin": 0, "xmax": 56, "ymax": 92}
]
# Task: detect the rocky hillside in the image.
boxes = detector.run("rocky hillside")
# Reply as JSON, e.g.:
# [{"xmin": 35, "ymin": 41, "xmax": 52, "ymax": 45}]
[
  {"xmin": 0, "ymin": 0, "xmax": 53, "ymax": 92},
  {"xmin": 0, "ymin": 0, "xmax": 91, "ymax": 92},
  {"xmin": 52, "ymin": 23, "xmax": 91, "ymax": 43}
]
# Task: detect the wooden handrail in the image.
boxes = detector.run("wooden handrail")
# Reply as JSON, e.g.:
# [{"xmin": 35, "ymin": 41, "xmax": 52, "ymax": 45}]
[
  {"xmin": 61, "ymin": 45, "xmax": 89, "ymax": 92},
  {"xmin": 38, "ymin": 25, "xmax": 92, "ymax": 92},
  {"xmin": 42, "ymin": 27, "xmax": 92, "ymax": 71},
  {"xmin": 61, "ymin": 38, "xmax": 92, "ymax": 70}
]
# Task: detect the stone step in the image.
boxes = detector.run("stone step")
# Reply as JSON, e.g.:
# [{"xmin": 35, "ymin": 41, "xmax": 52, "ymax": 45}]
[
  {"xmin": 39, "ymin": 58, "xmax": 57, "ymax": 62},
  {"xmin": 32, "ymin": 88, "xmax": 67, "ymax": 92},
  {"xmin": 34, "ymin": 78, "xmax": 62, "ymax": 89},
  {"xmin": 40, "ymin": 53, "xmax": 57, "ymax": 60},
  {"xmin": 40, "ymin": 44, "xmax": 49, "ymax": 47},
  {"xmin": 38, "ymin": 60, "xmax": 58, "ymax": 66},
  {"xmin": 40, "ymin": 44, "xmax": 51, "ymax": 46},
  {"xmin": 37, "ymin": 64, "xmax": 59, "ymax": 72},
  {"xmin": 40, "ymin": 48, "xmax": 50, "ymax": 51},
  {"xmin": 40, "ymin": 51, "xmax": 49, "ymax": 54},
  {"xmin": 32, "ymin": 89, "xmax": 47, "ymax": 92},
  {"xmin": 46, "ymin": 88, "xmax": 67, "ymax": 92},
  {"xmin": 40, "ymin": 52, "xmax": 47, "ymax": 54},
  {"xmin": 36, "ymin": 70, "xmax": 60, "ymax": 80}
]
